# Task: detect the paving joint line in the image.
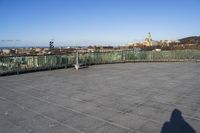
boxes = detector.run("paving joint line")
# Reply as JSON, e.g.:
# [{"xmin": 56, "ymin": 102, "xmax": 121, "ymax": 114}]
[
  {"xmin": 1, "ymin": 87, "xmax": 134, "ymax": 132},
  {"xmin": 4, "ymin": 85, "xmax": 163, "ymax": 124},
  {"xmin": 25, "ymin": 84, "xmax": 200, "ymax": 122},
  {"xmin": 0, "ymin": 96, "xmax": 84, "ymax": 133}
]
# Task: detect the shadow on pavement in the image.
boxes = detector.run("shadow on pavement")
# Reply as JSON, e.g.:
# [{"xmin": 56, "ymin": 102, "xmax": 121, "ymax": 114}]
[{"xmin": 161, "ymin": 109, "xmax": 196, "ymax": 133}]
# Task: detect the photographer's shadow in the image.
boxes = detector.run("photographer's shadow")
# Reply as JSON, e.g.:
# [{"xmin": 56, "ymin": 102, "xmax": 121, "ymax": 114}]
[{"xmin": 161, "ymin": 109, "xmax": 196, "ymax": 133}]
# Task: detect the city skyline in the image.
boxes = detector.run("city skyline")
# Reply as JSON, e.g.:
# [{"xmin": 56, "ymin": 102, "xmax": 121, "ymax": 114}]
[{"xmin": 0, "ymin": 0, "xmax": 200, "ymax": 47}]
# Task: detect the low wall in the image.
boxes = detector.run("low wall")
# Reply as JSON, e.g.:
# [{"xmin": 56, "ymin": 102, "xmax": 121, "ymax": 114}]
[{"xmin": 1, "ymin": 50, "xmax": 200, "ymax": 76}]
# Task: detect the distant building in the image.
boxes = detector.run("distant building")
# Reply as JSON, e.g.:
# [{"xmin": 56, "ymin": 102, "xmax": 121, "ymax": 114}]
[
  {"xmin": 35, "ymin": 48, "xmax": 43, "ymax": 52},
  {"xmin": 16, "ymin": 48, "xmax": 31, "ymax": 55},
  {"xmin": 2, "ymin": 49, "xmax": 11, "ymax": 54},
  {"xmin": 87, "ymin": 47, "xmax": 95, "ymax": 52},
  {"xmin": 127, "ymin": 42, "xmax": 135, "ymax": 46},
  {"xmin": 100, "ymin": 46, "xmax": 114, "ymax": 52},
  {"xmin": 152, "ymin": 40, "xmax": 159, "ymax": 46},
  {"xmin": 2, "ymin": 49, "xmax": 15, "ymax": 55},
  {"xmin": 143, "ymin": 32, "xmax": 153, "ymax": 46}
]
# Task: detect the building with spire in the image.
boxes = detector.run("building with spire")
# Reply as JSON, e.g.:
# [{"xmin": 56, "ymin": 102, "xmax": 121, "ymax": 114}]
[{"xmin": 143, "ymin": 32, "xmax": 153, "ymax": 46}]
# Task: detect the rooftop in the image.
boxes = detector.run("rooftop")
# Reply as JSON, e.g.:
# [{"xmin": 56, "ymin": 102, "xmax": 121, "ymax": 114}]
[{"xmin": 0, "ymin": 63, "xmax": 200, "ymax": 133}]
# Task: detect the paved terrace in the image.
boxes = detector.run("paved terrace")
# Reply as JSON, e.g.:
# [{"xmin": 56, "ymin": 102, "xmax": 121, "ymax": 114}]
[{"xmin": 0, "ymin": 63, "xmax": 200, "ymax": 133}]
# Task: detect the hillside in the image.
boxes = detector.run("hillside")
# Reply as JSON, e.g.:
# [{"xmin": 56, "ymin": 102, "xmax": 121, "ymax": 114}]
[{"xmin": 179, "ymin": 36, "xmax": 200, "ymax": 44}]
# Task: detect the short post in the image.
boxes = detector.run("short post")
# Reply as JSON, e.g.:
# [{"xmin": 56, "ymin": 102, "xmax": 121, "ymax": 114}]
[{"xmin": 75, "ymin": 51, "xmax": 80, "ymax": 70}]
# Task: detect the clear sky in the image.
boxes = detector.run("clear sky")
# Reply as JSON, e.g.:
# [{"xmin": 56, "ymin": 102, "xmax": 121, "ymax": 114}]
[{"xmin": 0, "ymin": 0, "xmax": 200, "ymax": 47}]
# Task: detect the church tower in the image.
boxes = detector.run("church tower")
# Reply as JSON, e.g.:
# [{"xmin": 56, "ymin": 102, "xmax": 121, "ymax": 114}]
[
  {"xmin": 148, "ymin": 32, "xmax": 153, "ymax": 46},
  {"xmin": 144, "ymin": 32, "xmax": 153, "ymax": 46}
]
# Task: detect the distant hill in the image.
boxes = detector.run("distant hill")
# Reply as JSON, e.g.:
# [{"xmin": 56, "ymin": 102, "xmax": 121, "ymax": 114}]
[{"xmin": 179, "ymin": 36, "xmax": 200, "ymax": 44}]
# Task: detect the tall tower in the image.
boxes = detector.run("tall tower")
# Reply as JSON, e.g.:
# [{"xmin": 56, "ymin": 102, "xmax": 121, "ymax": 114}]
[
  {"xmin": 148, "ymin": 32, "xmax": 152, "ymax": 40},
  {"xmin": 148, "ymin": 32, "xmax": 153, "ymax": 46},
  {"xmin": 49, "ymin": 40, "xmax": 54, "ymax": 50},
  {"xmin": 144, "ymin": 32, "xmax": 153, "ymax": 46}
]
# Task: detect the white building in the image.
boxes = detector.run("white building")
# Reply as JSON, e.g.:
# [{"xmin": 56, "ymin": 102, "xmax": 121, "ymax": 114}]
[{"xmin": 2, "ymin": 49, "xmax": 11, "ymax": 54}]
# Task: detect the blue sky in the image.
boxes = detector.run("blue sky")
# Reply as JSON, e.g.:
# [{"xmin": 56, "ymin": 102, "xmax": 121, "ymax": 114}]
[{"xmin": 0, "ymin": 0, "xmax": 200, "ymax": 47}]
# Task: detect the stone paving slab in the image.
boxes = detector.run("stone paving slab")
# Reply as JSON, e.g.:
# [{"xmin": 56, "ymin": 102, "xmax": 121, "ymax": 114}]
[{"xmin": 0, "ymin": 63, "xmax": 200, "ymax": 133}]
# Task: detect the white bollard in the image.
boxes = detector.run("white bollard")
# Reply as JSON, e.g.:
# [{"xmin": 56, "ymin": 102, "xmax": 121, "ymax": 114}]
[
  {"xmin": 75, "ymin": 51, "xmax": 79, "ymax": 70},
  {"xmin": 75, "ymin": 64, "xmax": 80, "ymax": 70}
]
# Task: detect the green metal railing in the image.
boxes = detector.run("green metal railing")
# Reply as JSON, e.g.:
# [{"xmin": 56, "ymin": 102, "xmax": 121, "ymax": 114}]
[{"xmin": 1, "ymin": 50, "xmax": 200, "ymax": 75}]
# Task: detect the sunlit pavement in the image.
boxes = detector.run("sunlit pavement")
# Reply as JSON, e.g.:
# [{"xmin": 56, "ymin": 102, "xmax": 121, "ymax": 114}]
[{"xmin": 0, "ymin": 63, "xmax": 200, "ymax": 133}]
